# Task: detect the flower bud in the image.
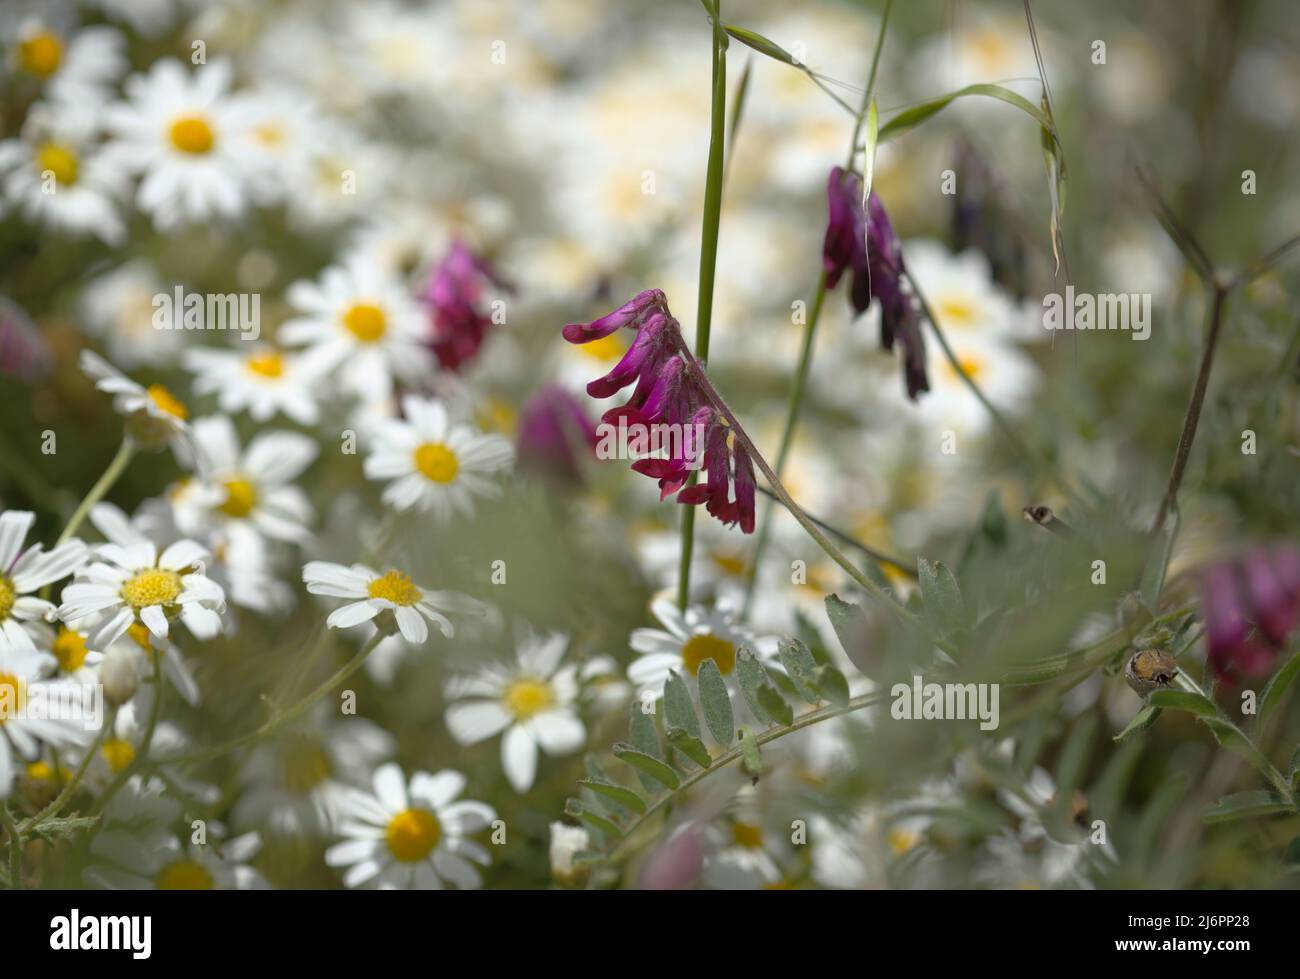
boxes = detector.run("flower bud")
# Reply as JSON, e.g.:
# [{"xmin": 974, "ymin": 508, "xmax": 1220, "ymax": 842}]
[
  {"xmin": 100, "ymin": 644, "xmax": 142, "ymax": 707},
  {"xmin": 548, "ymin": 821, "xmax": 591, "ymax": 888}
]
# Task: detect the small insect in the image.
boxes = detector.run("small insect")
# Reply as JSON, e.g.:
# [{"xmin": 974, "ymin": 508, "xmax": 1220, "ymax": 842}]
[{"xmin": 1124, "ymin": 648, "xmax": 1178, "ymax": 697}]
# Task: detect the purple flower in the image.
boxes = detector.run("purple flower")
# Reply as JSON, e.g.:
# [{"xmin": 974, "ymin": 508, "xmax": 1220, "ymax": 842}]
[
  {"xmin": 1201, "ymin": 544, "xmax": 1300, "ymax": 681},
  {"xmin": 516, "ymin": 385, "xmax": 599, "ymax": 483},
  {"xmin": 421, "ymin": 238, "xmax": 507, "ymax": 371},
  {"xmin": 822, "ymin": 167, "xmax": 929, "ymax": 400},
  {"xmin": 0, "ymin": 296, "xmax": 51, "ymax": 381},
  {"xmin": 563, "ymin": 291, "xmax": 757, "ymax": 533}
]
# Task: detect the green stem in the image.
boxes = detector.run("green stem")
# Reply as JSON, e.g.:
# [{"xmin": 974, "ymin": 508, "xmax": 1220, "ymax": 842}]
[
  {"xmin": 678, "ymin": 0, "xmax": 728, "ymax": 610},
  {"xmin": 1, "ymin": 805, "xmax": 21, "ymax": 889},
  {"xmin": 86, "ymin": 652, "xmax": 164, "ymax": 821},
  {"xmin": 56, "ymin": 438, "xmax": 135, "ymax": 547},
  {"xmin": 19, "ymin": 711, "xmax": 115, "ymax": 834}
]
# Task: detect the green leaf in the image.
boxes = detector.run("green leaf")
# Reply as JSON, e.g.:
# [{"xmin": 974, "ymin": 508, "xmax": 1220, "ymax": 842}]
[
  {"xmin": 735, "ymin": 647, "xmax": 773, "ymax": 725},
  {"xmin": 1290, "ymin": 744, "xmax": 1300, "ymax": 789},
  {"xmin": 918, "ymin": 557, "xmax": 968, "ymax": 636},
  {"xmin": 825, "ymin": 594, "xmax": 868, "ymax": 660},
  {"xmin": 28, "ymin": 813, "xmax": 99, "ymax": 841},
  {"xmin": 697, "ymin": 658, "xmax": 735, "ymax": 746},
  {"xmin": 861, "ymin": 97, "xmax": 879, "ymax": 201},
  {"xmin": 666, "ymin": 727, "xmax": 712, "ymax": 768},
  {"xmin": 878, "ymin": 84, "xmax": 1053, "ymax": 144},
  {"xmin": 564, "ymin": 798, "xmax": 623, "ymax": 838},
  {"xmin": 577, "ymin": 779, "xmax": 647, "ymax": 815},
  {"xmin": 1204, "ymin": 790, "xmax": 1291, "ymax": 824},
  {"xmin": 777, "ymin": 637, "xmax": 822, "ymax": 705},
  {"xmin": 723, "ymin": 25, "xmax": 796, "ymax": 66},
  {"xmin": 1139, "ymin": 507, "xmax": 1179, "ymax": 609},
  {"xmin": 756, "ymin": 683, "xmax": 794, "ymax": 726},
  {"xmin": 812, "ymin": 663, "xmax": 850, "ymax": 707},
  {"xmin": 1113, "ymin": 704, "xmax": 1162, "ymax": 743},
  {"xmin": 739, "ymin": 726, "xmax": 762, "ymax": 780},
  {"xmin": 1148, "ymin": 689, "xmax": 1219, "ymax": 718},
  {"xmin": 612, "ymin": 743, "xmax": 680, "ymax": 790},
  {"xmin": 1261, "ymin": 650, "xmax": 1300, "ymax": 720},
  {"xmin": 629, "ymin": 700, "xmax": 663, "ymax": 792},
  {"xmin": 663, "ymin": 670, "xmax": 701, "ymax": 739}
]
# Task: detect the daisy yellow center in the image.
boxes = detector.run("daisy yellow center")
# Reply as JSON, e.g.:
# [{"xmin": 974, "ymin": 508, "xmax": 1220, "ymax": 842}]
[
  {"xmin": 577, "ymin": 332, "xmax": 625, "ymax": 362},
  {"xmin": 120, "ymin": 569, "xmax": 183, "ymax": 610},
  {"xmin": 712, "ymin": 554, "xmax": 746, "ymax": 576},
  {"xmin": 937, "ymin": 295, "xmax": 977, "ymax": 327},
  {"xmin": 342, "ymin": 303, "xmax": 387, "ymax": 343},
  {"xmin": 367, "ymin": 570, "xmax": 421, "ymax": 606},
  {"xmin": 385, "ymin": 808, "xmax": 441, "ymax": 862},
  {"xmin": 219, "ymin": 477, "xmax": 258, "ymax": 518},
  {"xmin": 281, "ymin": 741, "xmax": 332, "ymax": 794},
  {"xmin": 245, "ymin": 351, "xmax": 284, "ymax": 378},
  {"xmin": 101, "ymin": 737, "xmax": 136, "ymax": 774},
  {"xmin": 52, "ymin": 627, "xmax": 89, "ymax": 672},
  {"xmin": 253, "ymin": 122, "xmax": 284, "ymax": 147},
  {"xmin": 0, "ymin": 576, "xmax": 14, "ymax": 621},
  {"xmin": 503, "ymin": 678, "xmax": 554, "ymax": 720},
  {"xmin": 147, "ymin": 383, "xmax": 188, "ymax": 419},
  {"xmin": 19, "ymin": 31, "xmax": 63, "ymax": 77},
  {"xmin": 169, "ymin": 115, "xmax": 215, "ymax": 155},
  {"xmin": 943, "ymin": 355, "xmax": 984, "ymax": 384},
  {"xmin": 156, "ymin": 859, "xmax": 214, "ymax": 890},
  {"xmin": 127, "ymin": 621, "xmax": 154, "ymax": 652},
  {"xmin": 37, "ymin": 142, "xmax": 79, "ymax": 185},
  {"xmin": 680, "ymin": 634, "xmax": 736, "ymax": 677},
  {"xmin": 731, "ymin": 821, "xmax": 763, "ymax": 848},
  {"xmin": 0, "ymin": 672, "xmax": 24, "ymax": 725},
  {"xmin": 888, "ymin": 828, "xmax": 920, "ymax": 855},
  {"xmin": 26, "ymin": 761, "xmax": 55, "ymax": 781},
  {"xmin": 413, "ymin": 442, "xmax": 459, "ymax": 484}
]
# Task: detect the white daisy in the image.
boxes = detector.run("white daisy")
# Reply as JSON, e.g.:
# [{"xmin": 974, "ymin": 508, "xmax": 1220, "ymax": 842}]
[
  {"xmin": 0, "ymin": 510, "xmax": 88, "ymax": 653},
  {"xmin": 109, "ymin": 617, "xmax": 201, "ymax": 707},
  {"xmin": 445, "ymin": 632, "xmax": 586, "ymax": 793},
  {"xmin": 5, "ymin": 18, "xmax": 125, "ymax": 101},
  {"xmin": 79, "ymin": 349, "xmax": 201, "ymax": 468},
  {"xmin": 279, "ymin": 253, "xmax": 432, "ymax": 403},
  {"xmin": 103, "ymin": 58, "xmax": 256, "ymax": 231},
  {"xmin": 79, "ymin": 260, "xmax": 185, "ymax": 367},
  {"xmin": 325, "ymin": 762, "xmax": 495, "ymax": 890},
  {"xmin": 87, "ymin": 824, "xmax": 266, "ymax": 890},
  {"xmin": 58, "ymin": 503, "xmax": 225, "ymax": 649},
  {"xmin": 0, "ymin": 97, "xmax": 130, "ymax": 244},
  {"xmin": 179, "ymin": 415, "xmax": 318, "ymax": 546},
  {"xmin": 906, "ymin": 328, "xmax": 1039, "ymax": 438},
  {"xmin": 363, "ymin": 394, "xmax": 514, "ymax": 519},
  {"xmin": 899, "ymin": 240, "xmax": 1031, "ymax": 341},
  {"xmin": 301, "ymin": 561, "xmax": 465, "ymax": 644},
  {"xmin": 0, "ymin": 645, "xmax": 94, "ymax": 799},
  {"xmin": 42, "ymin": 623, "xmax": 102, "ymax": 685},
  {"xmin": 627, "ymin": 595, "xmax": 776, "ymax": 699},
  {"xmin": 183, "ymin": 343, "xmax": 323, "ymax": 425}
]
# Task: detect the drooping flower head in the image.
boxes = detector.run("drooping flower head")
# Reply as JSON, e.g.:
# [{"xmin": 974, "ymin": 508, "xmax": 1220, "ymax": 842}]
[
  {"xmin": 562, "ymin": 290, "xmax": 757, "ymax": 533},
  {"xmin": 1201, "ymin": 544, "xmax": 1300, "ymax": 682},
  {"xmin": 421, "ymin": 238, "xmax": 507, "ymax": 371},
  {"xmin": 516, "ymin": 385, "xmax": 599, "ymax": 484},
  {"xmin": 822, "ymin": 167, "xmax": 929, "ymax": 400}
]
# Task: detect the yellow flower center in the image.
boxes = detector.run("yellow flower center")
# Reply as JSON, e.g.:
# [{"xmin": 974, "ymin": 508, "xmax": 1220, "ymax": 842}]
[
  {"xmin": 253, "ymin": 122, "xmax": 284, "ymax": 147},
  {"xmin": 127, "ymin": 621, "xmax": 154, "ymax": 652},
  {"xmin": 385, "ymin": 808, "xmax": 441, "ymax": 862},
  {"xmin": 342, "ymin": 303, "xmax": 387, "ymax": 343},
  {"xmin": 37, "ymin": 142, "xmax": 79, "ymax": 185},
  {"xmin": 888, "ymin": 828, "xmax": 920, "ymax": 855},
  {"xmin": 367, "ymin": 570, "xmax": 421, "ymax": 606},
  {"xmin": 120, "ymin": 569, "xmax": 183, "ymax": 610},
  {"xmin": 0, "ymin": 576, "xmax": 14, "ymax": 621},
  {"xmin": 147, "ymin": 383, "xmax": 188, "ymax": 420},
  {"xmin": 577, "ymin": 332, "xmax": 625, "ymax": 362},
  {"xmin": 155, "ymin": 859, "xmax": 214, "ymax": 890},
  {"xmin": 169, "ymin": 115, "xmax": 215, "ymax": 155},
  {"xmin": 19, "ymin": 31, "xmax": 63, "ymax": 77},
  {"xmin": 245, "ymin": 351, "xmax": 284, "ymax": 378},
  {"xmin": 413, "ymin": 442, "xmax": 459, "ymax": 484},
  {"xmin": 280, "ymin": 740, "xmax": 332, "ymax": 794},
  {"xmin": 52, "ymin": 628, "xmax": 89, "ymax": 672},
  {"xmin": 503, "ymin": 678, "xmax": 553, "ymax": 720},
  {"xmin": 943, "ymin": 355, "xmax": 984, "ymax": 384},
  {"xmin": 0, "ymin": 672, "xmax": 25, "ymax": 726},
  {"xmin": 101, "ymin": 737, "xmax": 136, "ymax": 774},
  {"xmin": 712, "ymin": 554, "xmax": 747, "ymax": 577},
  {"xmin": 680, "ymin": 634, "xmax": 736, "ymax": 677},
  {"xmin": 219, "ymin": 477, "xmax": 258, "ymax": 518},
  {"xmin": 937, "ymin": 295, "xmax": 978, "ymax": 327},
  {"xmin": 731, "ymin": 821, "xmax": 763, "ymax": 848}
]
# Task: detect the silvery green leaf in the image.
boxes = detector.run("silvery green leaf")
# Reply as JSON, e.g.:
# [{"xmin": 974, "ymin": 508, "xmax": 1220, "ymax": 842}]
[
  {"xmin": 1204, "ymin": 790, "xmax": 1290, "ymax": 824},
  {"xmin": 577, "ymin": 779, "xmax": 647, "ymax": 815},
  {"xmin": 629, "ymin": 700, "xmax": 663, "ymax": 792},
  {"xmin": 739, "ymin": 726, "xmax": 762, "ymax": 780},
  {"xmin": 564, "ymin": 798, "xmax": 622, "ymax": 838},
  {"xmin": 663, "ymin": 669, "xmax": 701, "ymax": 739},
  {"xmin": 735, "ymin": 647, "xmax": 773, "ymax": 724},
  {"xmin": 777, "ymin": 637, "xmax": 822, "ymax": 705},
  {"xmin": 812, "ymin": 664, "xmax": 850, "ymax": 707},
  {"xmin": 666, "ymin": 727, "xmax": 711, "ymax": 768},
  {"xmin": 756, "ymin": 683, "xmax": 794, "ymax": 727},
  {"xmin": 918, "ymin": 557, "xmax": 968, "ymax": 637},
  {"xmin": 697, "ymin": 658, "xmax": 735, "ymax": 746},
  {"xmin": 612, "ymin": 743, "xmax": 680, "ymax": 790}
]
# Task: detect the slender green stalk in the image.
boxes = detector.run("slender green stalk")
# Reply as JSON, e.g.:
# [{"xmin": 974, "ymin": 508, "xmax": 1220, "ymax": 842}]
[
  {"xmin": 56, "ymin": 438, "xmax": 135, "ymax": 547},
  {"xmin": 1, "ymin": 804, "xmax": 21, "ymax": 889},
  {"xmin": 678, "ymin": 0, "xmax": 728, "ymax": 610},
  {"xmin": 85, "ymin": 653, "xmax": 164, "ymax": 820},
  {"xmin": 19, "ymin": 712, "xmax": 114, "ymax": 834}
]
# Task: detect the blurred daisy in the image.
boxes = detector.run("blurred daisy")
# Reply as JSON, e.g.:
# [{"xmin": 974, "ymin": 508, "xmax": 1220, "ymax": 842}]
[
  {"xmin": 87, "ymin": 825, "xmax": 267, "ymax": 890},
  {"xmin": 79, "ymin": 260, "xmax": 184, "ymax": 367},
  {"xmin": 0, "ymin": 510, "xmax": 87, "ymax": 653},
  {"xmin": 302, "ymin": 561, "xmax": 461, "ymax": 643},
  {"xmin": 326, "ymin": 762, "xmax": 495, "ymax": 889},
  {"xmin": 363, "ymin": 395, "xmax": 514, "ymax": 519},
  {"xmin": 900, "ymin": 240, "xmax": 1030, "ymax": 341},
  {"xmin": 628, "ymin": 596, "xmax": 773, "ymax": 698},
  {"xmin": 0, "ymin": 98, "xmax": 130, "ymax": 244},
  {"xmin": 80, "ymin": 350, "xmax": 201, "ymax": 468},
  {"xmin": 104, "ymin": 58, "xmax": 256, "ymax": 231},
  {"xmin": 445, "ymin": 632, "xmax": 586, "ymax": 793},
  {"xmin": 5, "ymin": 18, "xmax": 125, "ymax": 101},
  {"xmin": 111, "ymin": 619, "xmax": 200, "ymax": 707},
  {"xmin": 184, "ymin": 344, "xmax": 322, "ymax": 425},
  {"xmin": 280, "ymin": 254, "xmax": 431, "ymax": 403},
  {"xmin": 907, "ymin": 328, "xmax": 1039, "ymax": 437},
  {"xmin": 180, "ymin": 415, "xmax": 317, "ymax": 545},
  {"xmin": 58, "ymin": 503, "xmax": 225, "ymax": 648},
  {"xmin": 81, "ymin": 0, "xmax": 179, "ymax": 37},
  {"xmin": 44, "ymin": 624, "xmax": 102, "ymax": 684},
  {"xmin": 0, "ymin": 645, "xmax": 93, "ymax": 799}
]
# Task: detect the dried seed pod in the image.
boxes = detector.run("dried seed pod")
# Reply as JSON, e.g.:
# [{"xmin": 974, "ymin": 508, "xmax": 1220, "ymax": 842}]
[{"xmin": 1124, "ymin": 648, "xmax": 1178, "ymax": 697}]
